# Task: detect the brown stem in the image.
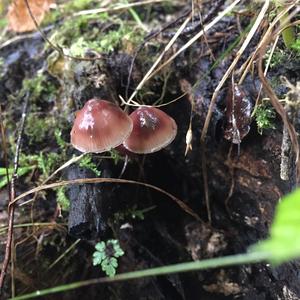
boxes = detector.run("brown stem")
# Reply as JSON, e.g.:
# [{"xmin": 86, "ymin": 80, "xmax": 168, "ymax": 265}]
[{"xmin": 0, "ymin": 95, "xmax": 28, "ymax": 294}]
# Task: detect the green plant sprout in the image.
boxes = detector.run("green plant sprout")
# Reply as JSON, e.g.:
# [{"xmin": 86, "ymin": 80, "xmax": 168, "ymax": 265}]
[
  {"xmin": 18, "ymin": 151, "xmax": 62, "ymax": 181},
  {"xmin": 254, "ymin": 102, "xmax": 276, "ymax": 134},
  {"xmin": 54, "ymin": 129, "xmax": 67, "ymax": 150},
  {"xmin": 56, "ymin": 186, "xmax": 70, "ymax": 211},
  {"xmin": 109, "ymin": 149, "xmax": 122, "ymax": 165},
  {"xmin": 93, "ymin": 239, "xmax": 125, "ymax": 277},
  {"xmin": 114, "ymin": 204, "xmax": 156, "ymax": 223},
  {"xmin": 37, "ymin": 152, "xmax": 61, "ymax": 178},
  {"xmin": 78, "ymin": 154, "xmax": 101, "ymax": 176}
]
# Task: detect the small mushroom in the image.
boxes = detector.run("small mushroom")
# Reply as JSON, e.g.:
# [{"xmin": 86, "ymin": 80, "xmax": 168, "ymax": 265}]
[
  {"xmin": 123, "ymin": 106, "xmax": 177, "ymax": 154},
  {"xmin": 71, "ymin": 99, "xmax": 133, "ymax": 153}
]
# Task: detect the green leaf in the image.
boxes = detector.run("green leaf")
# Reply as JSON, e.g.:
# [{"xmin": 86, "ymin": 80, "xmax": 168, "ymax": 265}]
[
  {"xmin": 93, "ymin": 240, "xmax": 124, "ymax": 277},
  {"xmin": 0, "ymin": 168, "xmax": 13, "ymax": 176},
  {"xmin": 114, "ymin": 245, "xmax": 124, "ymax": 257},
  {"xmin": 95, "ymin": 242, "xmax": 106, "ymax": 252},
  {"xmin": 78, "ymin": 155, "xmax": 101, "ymax": 177},
  {"xmin": 0, "ymin": 166, "xmax": 34, "ymax": 189},
  {"xmin": 110, "ymin": 257, "xmax": 118, "ymax": 268},
  {"xmin": 56, "ymin": 187, "xmax": 70, "ymax": 211},
  {"xmin": 251, "ymin": 188, "xmax": 300, "ymax": 264},
  {"xmin": 101, "ymin": 258, "xmax": 117, "ymax": 277},
  {"xmin": 92, "ymin": 253, "xmax": 104, "ymax": 266}
]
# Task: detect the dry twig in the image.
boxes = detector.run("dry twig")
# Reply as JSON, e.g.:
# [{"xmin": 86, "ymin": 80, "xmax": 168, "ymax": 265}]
[
  {"xmin": 258, "ymin": 49, "xmax": 299, "ymax": 164},
  {"xmin": 11, "ymin": 177, "xmax": 202, "ymax": 222},
  {"xmin": 0, "ymin": 95, "xmax": 29, "ymax": 294}
]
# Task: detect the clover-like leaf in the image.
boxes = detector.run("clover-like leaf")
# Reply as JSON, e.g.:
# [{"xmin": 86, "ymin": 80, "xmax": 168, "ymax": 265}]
[
  {"xmin": 95, "ymin": 241, "xmax": 106, "ymax": 252},
  {"xmin": 114, "ymin": 245, "xmax": 125, "ymax": 257},
  {"xmin": 110, "ymin": 257, "xmax": 118, "ymax": 268},
  {"xmin": 92, "ymin": 239, "xmax": 124, "ymax": 277},
  {"xmin": 92, "ymin": 251, "xmax": 106, "ymax": 266}
]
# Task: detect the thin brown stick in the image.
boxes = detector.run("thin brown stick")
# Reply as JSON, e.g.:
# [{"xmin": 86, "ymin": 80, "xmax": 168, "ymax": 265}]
[
  {"xmin": 127, "ymin": 13, "xmax": 192, "ymax": 103},
  {"xmin": 258, "ymin": 46, "xmax": 299, "ymax": 163},
  {"xmin": 0, "ymin": 105, "xmax": 10, "ymax": 204},
  {"xmin": 198, "ymin": 0, "xmax": 270, "ymax": 223},
  {"xmin": 200, "ymin": 0, "xmax": 270, "ymax": 144},
  {"xmin": 142, "ymin": 0, "xmax": 242, "ymax": 85},
  {"xmin": 0, "ymin": 95, "xmax": 28, "ymax": 294},
  {"xmin": 125, "ymin": 7, "xmax": 193, "ymax": 99},
  {"xmin": 11, "ymin": 177, "xmax": 202, "ymax": 222},
  {"xmin": 238, "ymin": 4, "xmax": 298, "ymax": 85}
]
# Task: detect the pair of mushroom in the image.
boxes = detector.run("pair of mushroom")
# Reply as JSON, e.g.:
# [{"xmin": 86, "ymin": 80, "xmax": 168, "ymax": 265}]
[{"xmin": 71, "ymin": 99, "xmax": 177, "ymax": 154}]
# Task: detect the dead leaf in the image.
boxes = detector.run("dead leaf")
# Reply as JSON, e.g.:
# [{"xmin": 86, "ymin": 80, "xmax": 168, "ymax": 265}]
[
  {"xmin": 224, "ymin": 84, "xmax": 252, "ymax": 144},
  {"xmin": 7, "ymin": 0, "xmax": 54, "ymax": 33}
]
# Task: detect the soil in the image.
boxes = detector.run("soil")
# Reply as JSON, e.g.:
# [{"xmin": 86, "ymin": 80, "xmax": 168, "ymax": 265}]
[{"xmin": 1, "ymin": 1, "xmax": 300, "ymax": 300}]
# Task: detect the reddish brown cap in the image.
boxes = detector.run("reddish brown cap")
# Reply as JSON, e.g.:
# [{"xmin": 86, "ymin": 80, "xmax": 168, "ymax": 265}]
[
  {"xmin": 71, "ymin": 99, "xmax": 133, "ymax": 153},
  {"xmin": 123, "ymin": 106, "xmax": 177, "ymax": 154}
]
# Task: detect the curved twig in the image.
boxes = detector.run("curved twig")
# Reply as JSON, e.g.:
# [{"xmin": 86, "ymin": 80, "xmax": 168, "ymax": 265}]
[
  {"xmin": 11, "ymin": 178, "xmax": 202, "ymax": 222},
  {"xmin": 0, "ymin": 94, "xmax": 29, "ymax": 293}
]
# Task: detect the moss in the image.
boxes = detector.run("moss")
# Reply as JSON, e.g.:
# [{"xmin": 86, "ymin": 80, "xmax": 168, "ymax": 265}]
[
  {"xmin": 24, "ymin": 114, "xmax": 55, "ymax": 144},
  {"xmin": 254, "ymin": 103, "xmax": 276, "ymax": 134},
  {"xmin": 56, "ymin": 187, "xmax": 70, "ymax": 211},
  {"xmin": 78, "ymin": 154, "xmax": 101, "ymax": 176},
  {"xmin": 38, "ymin": 152, "xmax": 61, "ymax": 177},
  {"xmin": 291, "ymin": 38, "xmax": 300, "ymax": 54},
  {"xmin": 48, "ymin": 15, "xmax": 92, "ymax": 48},
  {"xmin": 68, "ymin": 22, "xmax": 144, "ymax": 55},
  {"xmin": 11, "ymin": 72, "xmax": 63, "ymax": 147},
  {"xmin": 22, "ymin": 74, "xmax": 46, "ymax": 98},
  {"xmin": 267, "ymin": 48, "xmax": 286, "ymax": 68},
  {"xmin": 266, "ymin": 40, "xmax": 300, "ymax": 69},
  {"xmin": 97, "ymin": 23, "xmax": 144, "ymax": 53},
  {"xmin": 20, "ymin": 74, "xmax": 57, "ymax": 104},
  {"xmin": 54, "ymin": 128, "xmax": 67, "ymax": 150},
  {"xmin": 42, "ymin": 0, "xmax": 95, "ymax": 25},
  {"xmin": 63, "ymin": 0, "xmax": 93, "ymax": 11},
  {"xmin": 18, "ymin": 151, "xmax": 62, "ymax": 180},
  {"xmin": 48, "ymin": 12, "xmax": 144, "ymax": 56}
]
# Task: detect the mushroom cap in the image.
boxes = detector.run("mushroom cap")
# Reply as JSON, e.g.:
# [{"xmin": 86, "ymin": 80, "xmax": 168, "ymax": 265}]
[
  {"xmin": 71, "ymin": 99, "xmax": 133, "ymax": 153},
  {"xmin": 123, "ymin": 106, "xmax": 177, "ymax": 154}
]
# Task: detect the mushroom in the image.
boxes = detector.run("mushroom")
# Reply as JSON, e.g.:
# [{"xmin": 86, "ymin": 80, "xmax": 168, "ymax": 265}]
[
  {"xmin": 123, "ymin": 106, "xmax": 177, "ymax": 154},
  {"xmin": 71, "ymin": 99, "xmax": 133, "ymax": 153}
]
